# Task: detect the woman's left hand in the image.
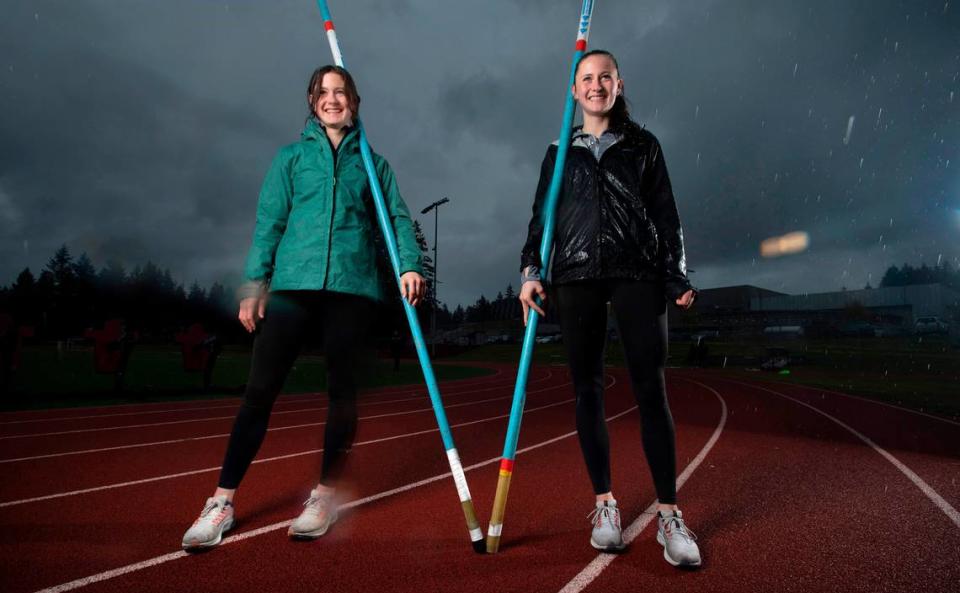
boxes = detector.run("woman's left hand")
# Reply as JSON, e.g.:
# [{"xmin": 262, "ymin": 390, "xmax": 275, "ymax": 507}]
[
  {"xmin": 400, "ymin": 272, "xmax": 426, "ymax": 306},
  {"xmin": 675, "ymin": 289, "xmax": 696, "ymax": 310}
]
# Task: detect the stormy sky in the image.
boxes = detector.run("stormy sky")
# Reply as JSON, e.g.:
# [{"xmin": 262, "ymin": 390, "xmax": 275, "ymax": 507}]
[{"xmin": 2, "ymin": 0, "xmax": 958, "ymax": 307}]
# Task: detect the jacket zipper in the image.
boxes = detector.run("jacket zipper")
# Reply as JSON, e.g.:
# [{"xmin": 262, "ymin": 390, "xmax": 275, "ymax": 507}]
[{"xmin": 322, "ymin": 136, "xmax": 343, "ymax": 288}]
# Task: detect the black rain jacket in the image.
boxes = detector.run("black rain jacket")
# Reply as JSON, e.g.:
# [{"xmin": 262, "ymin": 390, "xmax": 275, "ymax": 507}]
[{"xmin": 520, "ymin": 123, "xmax": 695, "ymax": 302}]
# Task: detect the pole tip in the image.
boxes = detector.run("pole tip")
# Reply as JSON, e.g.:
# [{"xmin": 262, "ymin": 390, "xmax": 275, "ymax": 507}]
[{"xmin": 472, "ymin": 539, "xmax": 486, "ymax": 554}]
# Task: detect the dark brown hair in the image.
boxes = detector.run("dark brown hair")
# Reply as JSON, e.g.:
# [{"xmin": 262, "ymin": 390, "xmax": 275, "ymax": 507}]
[
  {"xmin": 306, "ymin": 65, "xmax": 361, "ymax": 121},
  {"xmin": 574, "ymin": 49, "xmax": 631, "ymax": 128}
]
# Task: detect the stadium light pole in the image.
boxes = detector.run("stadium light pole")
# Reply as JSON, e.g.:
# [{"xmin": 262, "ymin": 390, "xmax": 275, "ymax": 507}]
[{"xmin": 421, "ymin": 197, "xmax": 450, "ymax": 355}]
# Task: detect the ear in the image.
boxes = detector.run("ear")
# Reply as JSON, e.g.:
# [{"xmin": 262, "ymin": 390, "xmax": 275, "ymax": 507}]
[{"xmin": 616, "ymin": 79, "xmax": 624, "ymax": 96}]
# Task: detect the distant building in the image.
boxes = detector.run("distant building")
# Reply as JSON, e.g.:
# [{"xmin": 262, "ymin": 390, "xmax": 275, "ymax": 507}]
[
  {"xmin": 751, "ymin": 283, "xmax": 959, "ymax": 321},
  {"xmin": 670, "ymin": 283, "xmax": 960, "ymax": 337}
]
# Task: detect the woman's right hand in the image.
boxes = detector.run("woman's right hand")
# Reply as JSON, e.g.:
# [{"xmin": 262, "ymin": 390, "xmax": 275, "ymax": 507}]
[
  {"xmin": 519, "ymin": 281, "xmax": 546, "ymax": 326},
  {"xmin": 238, "ymin": 296, "xmax": 267, "ymax": 333}
]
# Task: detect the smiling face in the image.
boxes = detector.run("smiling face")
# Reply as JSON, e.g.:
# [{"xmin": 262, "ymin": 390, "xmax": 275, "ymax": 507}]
[
  {"xmin": 310, "ymin": 71, "xmax": 356, "ymax": 129},
  {"xmin": 572, "ymin": 53, "xmax": 622, "ymax": 118}
]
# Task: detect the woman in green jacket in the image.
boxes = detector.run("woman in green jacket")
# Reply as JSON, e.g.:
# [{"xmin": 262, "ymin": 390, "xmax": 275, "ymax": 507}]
[{"xmin": 182, "ymin": 65, "xmax": 425, "ymax": 549}]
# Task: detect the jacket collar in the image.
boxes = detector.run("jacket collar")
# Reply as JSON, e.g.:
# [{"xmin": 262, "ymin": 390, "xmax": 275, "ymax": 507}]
[{"xmin": 302, "ymin": 117, "xmax": 359, "ymax": 151}]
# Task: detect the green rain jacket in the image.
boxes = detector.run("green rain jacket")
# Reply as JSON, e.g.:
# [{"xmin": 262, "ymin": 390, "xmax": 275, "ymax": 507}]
[{"xmin": 242, "ymin": 119, "xmax": 423, "ymax": 302}]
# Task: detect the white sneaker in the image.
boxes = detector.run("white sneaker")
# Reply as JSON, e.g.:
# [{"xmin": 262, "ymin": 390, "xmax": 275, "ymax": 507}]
[
  {"xmin": 288, "ymin": 489, "xmax": 338, "ymax": 539},
  {"xmin": 588, "ymin": 499, "xmax": 626, "ymax": 552},
  {"xmin": 656, "ymin": 510, "xmax": 701, "ymax": 568},
  {"xmin": 182, "ymin": 495, "xmax": 234, "ymax": 550}
]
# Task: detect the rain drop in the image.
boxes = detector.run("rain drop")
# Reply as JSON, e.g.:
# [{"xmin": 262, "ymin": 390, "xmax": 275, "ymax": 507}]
[
  {"xmin": 695, "ymin": 105, "xmax": 699, "ymax": 119},
  {"xmin": 793, "ymin": 63, "xmax": 799, "ymax": 77},
  {"xmin": 696, "ymin": 152, "xmax": 701, "ymax": 167},
  {"xmin": 843, "ymin": 115, "xmax": 855, "ymax": 145},
  {"xmin": 859, "ymin": 157, "xmax": 864, "ymax": 168}
]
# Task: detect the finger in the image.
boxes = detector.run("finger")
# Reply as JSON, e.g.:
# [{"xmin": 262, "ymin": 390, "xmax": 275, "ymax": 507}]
[
  {"xmin": 522, "ymin": 302, "xmax": 528, "ymax": 326},
  {"xmin": 531, "ymin": 303, "xmax": 546, "ymax": 318},
  {"xmin": 536, "ymin": 286, "xmax": 547, "ymax": 301},
  {"xmin": 258, "ymin": 300, "xmax": 266, "ymax": 319}
]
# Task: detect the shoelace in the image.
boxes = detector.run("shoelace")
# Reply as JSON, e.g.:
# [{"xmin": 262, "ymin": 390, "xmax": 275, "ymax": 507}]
[
  {"xmin": 661, "ymin": 515, "xmax": 697, "ymax": 543},
  {"xmin": 194, "ymin": 499, "xmax": 227, "ymax": 525},
  {"xmin": 587, "ymin": 505, "xmax": 621, "ymax": 529},
  {"xmin": 302, "ymin": 493, "xmax": 331, "ymax": 516}
]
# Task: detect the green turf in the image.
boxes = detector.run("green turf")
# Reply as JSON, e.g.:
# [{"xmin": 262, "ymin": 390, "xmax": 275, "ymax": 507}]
[
  {"xmin": 2, "ymin": 345, "xmax": 493, "ymax": 410},
  {"xmin": 451, "ymin": 337, "xmax": 960, "ymax": 421}
]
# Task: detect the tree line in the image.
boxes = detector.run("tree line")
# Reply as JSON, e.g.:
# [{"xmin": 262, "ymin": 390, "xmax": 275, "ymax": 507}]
[
  {"xmin": 878, "ymin": 261, "xmax": 959, "ymax": 290},
  {"xmin": 0, "ymin": 229, "xmax": 525, "ymax": 344}
]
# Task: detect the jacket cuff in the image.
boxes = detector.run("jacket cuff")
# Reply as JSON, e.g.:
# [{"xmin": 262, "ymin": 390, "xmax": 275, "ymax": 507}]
[
  {"xmin": 236, "ymin": 280, "xmax": 268, "ymax": 302},
  {"xmin": 520, "ymin": 265, "xmax": 541, "ymax": 285},
  {"xmin": 664, "ymin": 279, "xmax": 696, "ymax": 303}
]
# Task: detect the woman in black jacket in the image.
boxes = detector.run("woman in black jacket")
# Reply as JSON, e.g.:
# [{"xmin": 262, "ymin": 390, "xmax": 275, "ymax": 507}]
[{"xmin": 519, "ymin": 50, "xmax": 700, "ymax": 568}]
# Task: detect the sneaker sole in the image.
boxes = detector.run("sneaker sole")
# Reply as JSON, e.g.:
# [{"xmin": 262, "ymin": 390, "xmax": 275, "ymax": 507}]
[
  {"xmin": 182, "ymin": 517, "xmax": 234, "ymax": 551},
  {"xmin": 288, "ymin": 512, "xmax": 338, "ymax": 540},
  {"xmin": 656, "ymin": 531, "xmax": 701, "ymax": 568},
  {"xmin": 590, "ymin": 537, "xmax": 626, "ymax": 552}
]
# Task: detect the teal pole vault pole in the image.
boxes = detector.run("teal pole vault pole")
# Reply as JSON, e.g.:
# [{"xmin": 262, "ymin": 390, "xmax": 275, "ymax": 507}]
[
  {"xmin": 314, "ymin": 0, "xmax": 484, "ymax": 553},
  {"xmin": 486, "ymin": 0, "xmax": 595, "ymax": 554}
]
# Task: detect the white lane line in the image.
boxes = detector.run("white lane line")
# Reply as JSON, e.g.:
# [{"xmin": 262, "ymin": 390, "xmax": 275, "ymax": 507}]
[
  {"xmin": 0, "ymin": 380, "xmax": 572, "ymax": 462},
  {"xmin": 0, "ymin": 382, "xmax": 579, "ymax": 507},
  {"xmin": 558, "ymin": 378, "xmax": 728, "ymax": 593},
  {"xmin": 31, "ymin": 397, "xmax": 633, "ymax": 593},
  {"xmin": 727, "ymin": 379, "xmax": 960, "ymax": 528},
  {"xmin": 0, "ymin": 366, "xmax": 517, "ymax": 426},
  {"xmin": 0, "ymin": 375, "xmax": 552, "ymax": 440}
]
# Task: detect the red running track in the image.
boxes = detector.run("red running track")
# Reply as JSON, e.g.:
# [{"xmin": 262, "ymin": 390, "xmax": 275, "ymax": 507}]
[{"xmin": 0, "ymin": 364, "xmax": 957, "ymax": 593}]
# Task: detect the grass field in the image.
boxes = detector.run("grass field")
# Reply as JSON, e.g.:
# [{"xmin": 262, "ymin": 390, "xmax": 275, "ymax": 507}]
[
  {"xmin": 4, "ymin": 335, "xmax": 957, "ymax": 420},
  {"xmin": 450, "ymin": 335, "xmax": 960, "ymax": 420},
  {"xmin": 2, "ymin": 345, "xmax": 493, "ymax": 410}
]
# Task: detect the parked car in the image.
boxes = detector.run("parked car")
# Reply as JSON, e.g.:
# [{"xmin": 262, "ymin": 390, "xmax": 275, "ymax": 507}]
[{"xmin": 914, "ymin": 316, "xmax": 949, "ymax": 335}]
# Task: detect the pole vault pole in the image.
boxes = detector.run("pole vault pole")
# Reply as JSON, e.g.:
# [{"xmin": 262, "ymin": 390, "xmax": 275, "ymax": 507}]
[
  {"xmin": 314, "ymin": 0, "xmax": 484, "ymax": 553},
  {"xmin": 486, "ymin": 0, "xmax": 595, "ymax": 554}
]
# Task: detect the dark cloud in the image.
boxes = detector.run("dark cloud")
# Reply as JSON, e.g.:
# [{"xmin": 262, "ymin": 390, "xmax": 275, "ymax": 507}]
[{"xmin": 2, "ymin": 0, "xmax": 958, "ymax": 308}]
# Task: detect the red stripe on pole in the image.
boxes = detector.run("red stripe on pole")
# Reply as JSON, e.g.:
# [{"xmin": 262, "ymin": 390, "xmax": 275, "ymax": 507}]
[
  {"xmin": 324, "ymin": 20, "xmax": 335, "ymax": 31},
  {"xmin": 575, "ymin": 39, "xmax": 587, "ymax": 51},
  {"xmin": 499, "ymin": 458, "xmax": 515, "ymax": 473}
]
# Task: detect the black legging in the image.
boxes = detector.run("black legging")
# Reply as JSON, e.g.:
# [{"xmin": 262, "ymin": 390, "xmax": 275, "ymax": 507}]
[
  {"xmin": 555, "ymin": 279, "xmax": 677, "ymax": 504},
  {"xmin": 218, "ymin": 290, "xmax": 375, "ymax": 490}
]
